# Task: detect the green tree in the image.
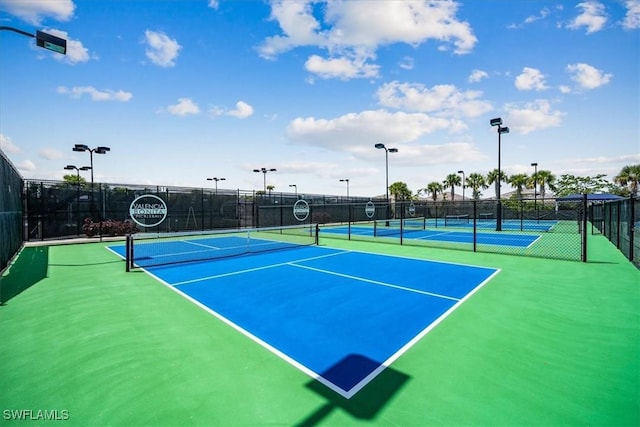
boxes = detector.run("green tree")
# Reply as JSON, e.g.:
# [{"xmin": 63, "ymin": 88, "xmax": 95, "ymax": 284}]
[
  {"xmin": 486, "ymin": 168, "xmax": 508, "ymax": 199},
  {"xmin": 389, "ymin": 181, "xmax": 412, "ymax": 201},
  {"xmin": 466, "ymin": 173, "xmax": 488, "ymax": 200},
  {"xmin": 62, "ymin": 174, "xmax": 88, "ymax": 185},
  {"xmin": 443, "ymin": 173, "xmax": 462, "ymax": 201},
  {"xmin": 424, "ymin": 181, "xmax": 443, "ymax": 201},
  {"xmin": 614, "ymin": 164, "xmax": 640, "ymax": 196},
  {"xmin": 507, "ymin": 173, "xmax": 529, "ymax": 199},
  {"xmin": 554, "ymin": 174, "xmax": 614, "ymax": 196}
]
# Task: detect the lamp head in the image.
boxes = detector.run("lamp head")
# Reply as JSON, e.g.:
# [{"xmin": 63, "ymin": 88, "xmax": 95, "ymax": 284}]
[
  {"xmin": 80, "ymin": 166, "xmax": 92, "ymax": 171},
  {"xmin": 531, "ymin": 162, "xmax": 538, "ymax": 167},
  {"xmin": 252, "ymin": 169, "xmax": 260, "ymax": 173},
  {"xmin": 95, "ymin": 146, "xmax": 110, "ymax": 154},
  {"xmin": 73, "ymin": 144, "xmax": 88, "ymax": 152},
  {"xmin": 458, "ymin": 170, "xmax": 464, "ymax": 174},
  {"xmin": 388, "ymin": 148, "xmax": 398, "ymax": 153},
  {"xmin": 498, "ymin": 126, "xmax": 509, "ymax": 134},
  {"xmin": 374, "ymin": 143, "xmax": 385, "ymax": 149},
  {"xmin": 269, "ymin": 168, "xmax": 276, "ymax": 172},
  {"xmin": 64, "ymin": 165, "xmax": 76, "ymax": 170},
  {"xmin": 490, "ymin": 118, "xmax": 502, "ymax": 127}
]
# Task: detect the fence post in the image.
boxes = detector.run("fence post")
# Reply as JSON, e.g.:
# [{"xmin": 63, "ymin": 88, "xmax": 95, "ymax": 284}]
[
  {"xmin": 581, "ymin": 193, "xmax": 588, "ymax": 262},
  {"xmin": 629, "ymin": 195, "xmax": 635, "ymax": 262}
]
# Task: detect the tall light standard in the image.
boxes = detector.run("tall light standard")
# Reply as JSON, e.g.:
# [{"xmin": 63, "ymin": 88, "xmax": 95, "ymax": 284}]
[
  {"xmin": 253, "ymin": 167, "xmax": 276, "ymax": 193},
  {"xmin": 531, "ymin": 162, "xmax": 538, "ymax": 221},
  {"xmin": 289, "ymin": 184, "xmax": 297, "ymax": 197},
  {"xmin": 207, "ymin": 177, "xmax": 226, "ymax": 194},
  {"xmin": 490, "ymin": 118, "xmax": 509, "ymax": 231},
  {"xmin": 457, "ymin": 170, "xmax": 465, "ymax": 201},
  {"xmin": 340, "ymin": 179, "xmax": 350, "ymax": 198},
  {"xmin": 64, "ymin": 165, "xmax": 91, "ymax": 236},
  {"xmin": 72, "ymin": 144, "xmax": 110, "ymax": 220},
  {"xmin": 374, "ymin": 143, "xmax": 398, "ymax": 218}
]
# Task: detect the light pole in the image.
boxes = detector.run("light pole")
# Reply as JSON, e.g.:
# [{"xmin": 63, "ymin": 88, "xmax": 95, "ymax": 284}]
[
  {"xmin": 374, "ymin": 143, "xmax": 398, "ymax": 218},
  {"xmin": 253, "ymin": 168, "xmax": 276, "ymax": 193},
  {"xmin": 1, "ymin": 26, "xmax": 67, "ymax": 54},
  {"xmin": 457, "ymin": 170, "xmax": 465, "ymax": 201},
  {"xmin": 531, "ymin": 162, "xmax": 538, "ymax": 221},
  {"xmin": 207, "ymin": 177, "xmax": 226, "ymax": 194},
  {"xmin": 72, "ymin": 144, "xmax": 110, "ymax": 220},
  {"xmin": 340, "ymin": 179, "xmax": 350, "ymax": 198},
  {"xmin": 289, "ymin": 184, "xmax": 297, "ymax": 198},
  {"xmin": 490, "ymin": 118, "xmax": 509, "ymax": 231},
  {"xmin": 64, "ymin": 165, "xmax": 91, "ymax": 236}
]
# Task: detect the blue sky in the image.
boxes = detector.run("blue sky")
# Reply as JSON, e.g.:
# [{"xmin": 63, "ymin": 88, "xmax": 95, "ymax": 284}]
[{"xmin": 0, "ymin": 0, "xmax": 638, "ymax": 198}]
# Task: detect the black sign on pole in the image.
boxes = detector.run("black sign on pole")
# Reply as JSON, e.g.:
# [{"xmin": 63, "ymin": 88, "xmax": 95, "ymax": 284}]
[{"xmin": 35, "ymin": 30, "xmax": 67, "ymax": 55}]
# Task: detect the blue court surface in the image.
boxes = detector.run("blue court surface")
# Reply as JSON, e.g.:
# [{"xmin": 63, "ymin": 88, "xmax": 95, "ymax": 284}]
[
  {"xmin": 110, "ymin": 243, "xmax": 499, "ymax": 398},
  {"xmin": 323, "ymin": 226, "xmax": 541, "ymax": 247}
]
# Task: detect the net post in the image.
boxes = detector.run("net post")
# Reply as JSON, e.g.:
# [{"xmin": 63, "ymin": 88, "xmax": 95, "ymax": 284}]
[
  {"xmin": 315, "ymin": 223, "xmax": 319, "ymax": 245},
  {"xmin": 125, "ymin": 234, "xmax": 131, "ymax": 272}
]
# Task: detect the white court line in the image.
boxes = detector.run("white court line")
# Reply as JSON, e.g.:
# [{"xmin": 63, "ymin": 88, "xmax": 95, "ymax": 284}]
[
  {"xmin": 290, "ymin": 263, "xmax": 460, "ymax": 302},
  {"xmin": 171, "ymin": 249, "xmax": 351, "ymax": 286}
]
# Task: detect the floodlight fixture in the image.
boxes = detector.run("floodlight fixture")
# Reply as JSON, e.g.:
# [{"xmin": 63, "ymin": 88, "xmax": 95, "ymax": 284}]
[{"xmin": 490, "ymin": 117, "xmax": 503, "ymax": 127}]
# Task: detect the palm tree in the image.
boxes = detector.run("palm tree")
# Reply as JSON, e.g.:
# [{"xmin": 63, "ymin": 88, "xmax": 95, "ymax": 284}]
[
  {"xmin": 536, "ymin": 170, "xmax": 556, "ymax": 202},
  {"xmin": 508, "ymin": 173, "xmax": 529, "ymax": 199},
  {"xmin": 425, "ymin": 182, "xmax": 443, "ymax": 201},
  {"xmin": 486, "ymin": 168, "xmax": 508, "ymax": 199},
  {"xmin": 389, "ymin": 181, "xmax": 412, "ymax": 201},
  {"xmin": 614, "ymin": 164, "xmax": 640, "ymax": 195},
  {"xmin": 466, "ymin": 173, "xmax": 488, "ymax": 200},
  {"xmin": 443, "ymin": 173, "xmax": 462, "ymax": 201}
]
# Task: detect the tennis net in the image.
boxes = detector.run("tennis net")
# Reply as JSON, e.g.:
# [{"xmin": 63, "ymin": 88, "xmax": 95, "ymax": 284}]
[
  {"xmin": 373, "ymin": 217, "xmax": 426, "ymax": 237},
  {"xmin": 125, "ymin": 223, "xmax": 319, "ymax": 270},
  {"xmin": 444, "ymin": 214, "xmax": 470, "ymax": 226}
]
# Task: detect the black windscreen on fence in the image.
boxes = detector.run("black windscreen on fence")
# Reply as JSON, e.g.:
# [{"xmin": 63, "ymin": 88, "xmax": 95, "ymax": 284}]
[
  {"xmin": 15, "ymin": 178, "xmax": 638, "ymax": 265},
  {"xmin": 0, "ymin": 149, "xmax": 23, "ymax": 273}
]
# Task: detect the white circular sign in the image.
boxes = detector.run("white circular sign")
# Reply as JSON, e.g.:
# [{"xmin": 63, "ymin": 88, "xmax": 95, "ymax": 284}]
[
  {"xmin": 408, "ymin": 202, "xmax": 416, "ymax": 217},
  {"xmin": 293, "ymin": 199, "xmax": 310, "ymax": 221},
  {"xmin": 129, "ymin": 194, "xmax": 168, "ymax": 228},
  {"xmin": 365, "ymin": 201, "xmax": 376, "ymax": 218}
]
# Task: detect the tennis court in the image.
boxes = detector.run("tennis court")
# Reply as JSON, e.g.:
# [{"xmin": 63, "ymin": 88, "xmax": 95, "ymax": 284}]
[
  {"xmin": 109, "ymin": 236, "xmax": 499, "ymax": 398},
  {"xmin": 1, "ymin": 225, "xmax": 638, "ymax": 426},
  {"xmin": 323, "ymin": 222, "xmax": 540, "ymax": 247}
]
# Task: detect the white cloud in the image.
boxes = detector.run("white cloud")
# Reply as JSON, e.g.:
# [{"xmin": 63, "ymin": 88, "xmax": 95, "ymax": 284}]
[
  {"xmin": 287, "ymin": 109, "xmax": 456, "ymax": 151},
  {"xmin": 227, "ymin": 101, "xmax": 254, "ymax": 119},
  {"xmin": 399, "ymin": 56, "xmax": 414, "ymax": 70},
  {"xmin": 567, "ymin": 1, "xmax": 607, "ymax": 33},
  {"xmin": 166, "ymin": 98, "xmax": 200, "ymax": 116},
  {"xmin": 304, "ymin": 54, "xmax": 380, "ymax": 80},
  {"xmin": 566, "ymin": 63, "xmax": 612, "ymax": 89},
  {"xmin": 258, "ymin": 1, "xmax": 477, "ymax": 79},
  {"xmin": 505, "ymin": 99, "xmax": 565, "ymax": 134},
  {"xmin": 39, "ymin": 148, "xmax": 64, "ymax": 160},
  {"xmin": 0, "ymin": 134, "xmax": 20, "ymax": 154},
  {"xmin": 376, "ymin": 81, "xmax": 492, "ymax": 118},
  {"xmin": 144, "ymin": 30, "xmax": 182, "ymax": 67},
  {"xmin": 0, "ymin": 0, "xmax": 74, "ymax": 25},
  {"xmin": 208, "ymin": 0, "xmax": 219, "ymax": 9},
  {"xmin": 515, "ymin": 67, "xmax": 548, "ymax": 91},
  {"xmin": 57, "ymin": 86, "xmax": 133, "ymax": 102},
  {"xmin": 17, "ymin": 160, "xmax": 36, "ymax": 172},
  {"xmin": 468, "ymin": 69, "xmax": 488, "ymax": 83},
  {"xmin": 623, "ymin": 0, "xmax": 640, "ymax": 29}
]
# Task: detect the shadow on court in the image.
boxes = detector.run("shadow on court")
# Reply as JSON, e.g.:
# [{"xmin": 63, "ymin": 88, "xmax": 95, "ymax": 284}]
[
  {"xmin": 295, "ymin": 354, "xmax": 410, "ymax": 426},
  {"xmin": 0, "ymin": 246, "xmax": 48, "ymax": 305}
]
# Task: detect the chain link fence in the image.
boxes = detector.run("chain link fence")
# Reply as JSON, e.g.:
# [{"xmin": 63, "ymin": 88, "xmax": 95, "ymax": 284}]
[{"xmin": 591, "ymin": 196, "xmax": 639, "ymax": 267}]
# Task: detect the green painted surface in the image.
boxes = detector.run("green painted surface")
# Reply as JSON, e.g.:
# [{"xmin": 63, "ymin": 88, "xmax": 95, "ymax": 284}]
[{"xmin": 1, "ymin": 234, "xmax": 638, "ymax": 426}]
